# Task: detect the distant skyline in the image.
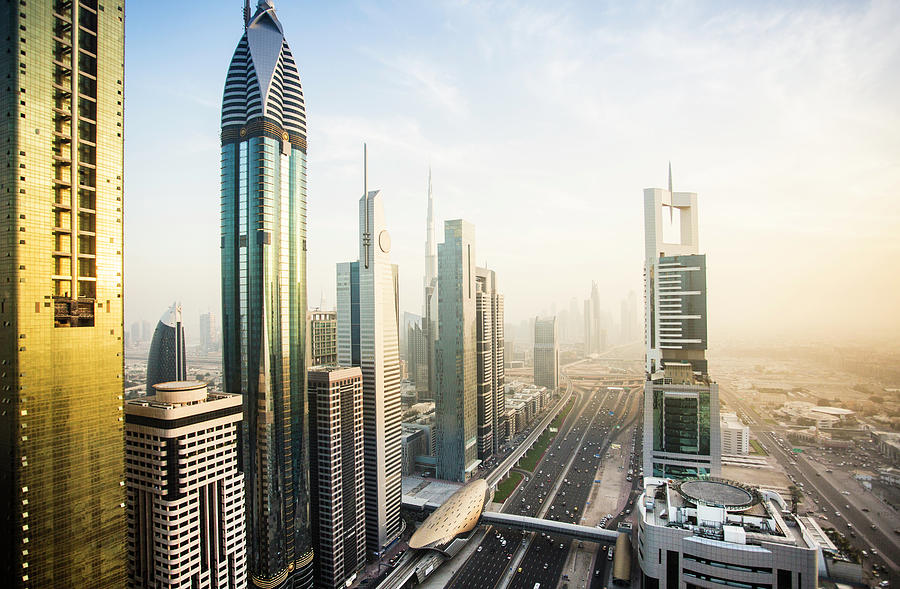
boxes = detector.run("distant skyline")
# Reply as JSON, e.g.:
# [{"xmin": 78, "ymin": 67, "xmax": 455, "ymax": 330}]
[{"xmin": 125, "ymin": 1, "xmax": 900, "ymax": 345}]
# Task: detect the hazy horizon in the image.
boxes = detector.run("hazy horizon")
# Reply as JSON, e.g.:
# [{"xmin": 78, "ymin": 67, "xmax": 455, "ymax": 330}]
[{"xmin": 124, "ymin": 0, "xmax": 900, "ymax": 347}]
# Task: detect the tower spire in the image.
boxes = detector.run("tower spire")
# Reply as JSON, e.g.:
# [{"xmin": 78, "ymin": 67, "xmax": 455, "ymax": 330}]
[
  {"xmin": 668, "ymin": 161, "xmax": 674, "ymax": 222},
  {"xmin": 243, "ymin": 0, "xmax": 250, "ymax": 29},
  {"xmin": 363, "ymin": 143, "xmax": 370, "ymax": 269}
]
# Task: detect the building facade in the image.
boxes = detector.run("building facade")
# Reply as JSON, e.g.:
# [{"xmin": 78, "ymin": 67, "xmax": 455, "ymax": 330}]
[
  {"xmin": 125, "ymin": 382, "xmax": 246, "ymax": 589},
  {"xmin": 721, "ymin": 413, "xmax": 750, "ymax": 455},
  {"xmin": 308, "ymin": 368, "xmax": 366, "ymax": 588},
  {"xmin": 407, "ymin": 320, "xmax": 428, "ymax": 396},
  {"xmin": 534, "ymin": 316, "xmax": 559, "ymax": 391},
  {"xmin": 637, "ymin": 478, "xmax": 818, "ymax": 589},
  {"xmin": 147, "ymin": 302, "xmax": 187, "ymax": 394},
  {"xmin": 435, "ymin": 220, "xmax": 480, "ymax": 482},
  {"xmin": 308, "ymin": 310, "xmax": 337, "ymax": 366},
  {"xmin": 199, "ymin": 311, "xmax": 218, "ymax": 352},
  {"xmin": 642, "ymin": 167, "xmax": 720, "ymax": 479},
  {"xmin": 220, "ymin": 2, "xmax": 313, "ymax": 586},
  {"xmin": 336, "ymin": 167, "xmax": 402, "ymax": 557},
  {"xmin": 0, "ymin": 2, "xmax": 126, "ymax": 586},
  {"xmin": 475, "ymin": 267, "xmax": 505, "ymax": 456}
]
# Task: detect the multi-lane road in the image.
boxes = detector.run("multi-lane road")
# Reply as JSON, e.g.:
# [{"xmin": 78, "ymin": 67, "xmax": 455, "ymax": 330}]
[
  {"xmin": 444, "ymin": 379, "xmax": 641, "ymax": 589},
  {"xmin": 723, "ymin": 388, "xmax": 900, "ymax": 585}
]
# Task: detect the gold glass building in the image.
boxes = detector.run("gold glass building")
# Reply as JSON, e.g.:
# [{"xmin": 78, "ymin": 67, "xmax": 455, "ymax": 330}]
[{"xmin": 0, "ymin": 1, "xmax": 126, "ymax": 587}]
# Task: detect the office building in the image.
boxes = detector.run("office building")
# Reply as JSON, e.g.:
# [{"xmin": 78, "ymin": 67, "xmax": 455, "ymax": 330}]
[
  {"xmin": 534, "ymin": 316, "xmax": 559, "ymax": 391},
  {"xmin": 308, "ymin": 368, "xmax": 366, "ymax": 588},
  {"xmin": 0, "ymin": 2, "xmax": 126, "ymax": 586},
  {"xmin": 583, "ymin": 299, "xmax": 594, "ymax": 356},
  {"xmin": 407, "ymin": 319, "xmax": 428, "ymax": 396},
  {"xmin": 637, "ymin": 478, "xmax": 818, "ymax": 589},
  {"xmin": 125, "ymin": 382, "xmax": 246, "ymax": 589},
  {"xmin": 475, "ymin": 267, "xmax": 505, "ymax": 456},
  {"xmin": 220, "ymin": 2, "xmax": 313, "ymax": 586},
  {"xmin": 642, "ymin": 166, "xmax": 720, "ymax": 478},
  {"xmin": 721, "ymin": 413, "xmax": 750, "ymax": 455},
  {"xmin": 146, "ymin": 302, "xmax": 187, "ymax": 394},
  {"xmin": 308, "ymin": 310, "xmax": 337, "ymax": 366},
  {"xmin": 199, "ymin": 310, "xmax": 218, "ymax": 352},
  {"xmin": 336, "ymin": 152, "xmax": 402, "ymax": 557},
  {"xmin": 435, "ymin": 220, "xmax": 480, "ymax": 482}
]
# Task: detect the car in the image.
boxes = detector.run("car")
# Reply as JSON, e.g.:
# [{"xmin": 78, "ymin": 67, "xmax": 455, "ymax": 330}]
[
  {"xmin": 543, "ymin": 563, "xmax": 549, "ymax": 570},
  {"xmin": 477, "ymin": 546, "xmax": 483, "ymax": 552}
]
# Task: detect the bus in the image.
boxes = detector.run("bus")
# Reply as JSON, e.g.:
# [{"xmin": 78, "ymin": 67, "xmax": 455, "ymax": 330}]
[{"xmin": 612, "ymin": 532, "xmax": 632, "ymax": 586}]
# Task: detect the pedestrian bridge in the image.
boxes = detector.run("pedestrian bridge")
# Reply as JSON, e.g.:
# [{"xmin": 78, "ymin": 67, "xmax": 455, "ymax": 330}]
[{"xmin": 401, "ymin": 496, "xmax": 620, "ymax": 544}]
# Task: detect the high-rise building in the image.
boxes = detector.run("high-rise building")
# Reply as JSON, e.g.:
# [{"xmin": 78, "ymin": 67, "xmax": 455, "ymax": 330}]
[
  {"xmin": 336, "ymin": 151, "xmax": 402, "ymax": 557},
  {"xmin": 146, "ymin": 302, "xmax": 187, "ymax": 394},
  {"xmin": 0, "ymin": 2, "xmax": 126, "ymax": 585},
  {"xmin": 534, "ymin": 316, "xmax": 559, "ymax": 391},
  {"xmin": 141, "ymin": 319, "xmax": 152, "ymax": 342},
  {"xmin": 435, "ymin": 220, "xmax": 480, "ymax": 482},
  {"xmin": 308, "ymin": 310, "xmax": 337, "ymax": 366},
  {"xmin": 125, "ymin": 381, "xmax": 246, "ymax": 588},
  {"xmin": 131, "ymin": 321, "xmax": 143, "ymax": 344},
  {"xmin": 407, "ymin": 319, "xmax": 428, "ymax": 396},
  {"xmin": 199, "ymin": 310, "xmax": 218, "ymax": 352},
  {"xmin": 475, "ymin": 267, "xmax": 505, "ymax": 456},
  {"xmin": 308, "ymin": 367, "xmax": 366, "ymax": 588},
  {"xmin": 590, "ymin": 281, "xmax": 602, "ymax": 352},
  {"xmin": 642, "ymin": 165, "xmax": 720, "ymax": 479},
  {"xmin": 220, "ymin": 2, "xmax": 313, "ymax": 586},
  {"xmin": 583, "ymin": 299, "xmax": 593, "ymax": 356},
  {"xmin": 422, "ymin": 169, "xmax": 439, "ymax": 399}
]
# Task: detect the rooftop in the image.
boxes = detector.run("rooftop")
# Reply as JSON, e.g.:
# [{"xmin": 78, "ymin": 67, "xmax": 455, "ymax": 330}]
[
  {"xmin": 408, "ymin": 479, "xmax": 491, "ymax": 551},
  {"xmin": 640, "ymin": 477, "xmax": 816, "ymax": 550}
]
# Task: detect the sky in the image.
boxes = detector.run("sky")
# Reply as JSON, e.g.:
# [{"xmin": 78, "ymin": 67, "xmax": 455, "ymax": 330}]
[{"xmin": 124, "ymin": 0, "xmax": 900, "ymax": 346}]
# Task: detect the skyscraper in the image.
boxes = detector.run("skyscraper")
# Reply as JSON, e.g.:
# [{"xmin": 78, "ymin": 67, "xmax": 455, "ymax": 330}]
[
  {"xmin": 642, "ymin": 165, "xmax": 720, "ymax": 478},
  {"xmin": 125, "ymin": 382, "xmax": 246, "ymax": 588},
  {"xmin": 146, "ymin": 302, "xmax": 187, "ymax": 394},
  {"xmin": 220, "ymin": 2, "xmax": 313, "ymax": 586},
  {"xmin": 435, "ymin": 220, "xmax": 480, "ymax": 482},
  {"xmin": 0, "ymin": 2, "xmax": 126, "ymax": 585},
  {"xmin": 199, "ymin": 310, "xmax": 218, "ymax": 352},
  {"xmin": 407, "ymin": 319, "xmax": 428, "ymax": 397},
  {"xmin": 590, "ymin": 281, "xmax": 603, "ymax": 352},
  {"xmin": 423, "ymin": 169, "xmax": 439, "ymax": 399},
  {"xmin": 308, "ymin": 367, "xmax": 366, "ymax": 588},
  {"xmin": 534, "ymin": 317, "xmax": 559, "ymax": 391},
  {"xmin": 475, "ymin": 267, "xmax": 505, "ymax": 456},
  {"xmin": 335, "ymin": 150, "xmax": 402, "ymax": 557}
]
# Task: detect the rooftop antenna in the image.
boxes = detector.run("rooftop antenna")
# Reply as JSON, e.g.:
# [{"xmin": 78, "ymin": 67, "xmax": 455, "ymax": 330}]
[
  {"xmin": 363, "ymin": 143, "xmax": 370, "ymax": 269},
  {"xmin": 667, "ymin": 161, "xmax": 674, "ymax": 223},
  {"xmin": 243, "ymin": 0, "xmax": 251, "ymax": 30}
]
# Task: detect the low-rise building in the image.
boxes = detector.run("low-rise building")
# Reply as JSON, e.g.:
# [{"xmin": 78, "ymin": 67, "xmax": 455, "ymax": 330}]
[
  {"xmin": 637, "ymin": 477, "xmax": 818, "ymax": 589},
  {"xmin": 721, "ymin": 412, "xmax": 750, "ymax": 455}
]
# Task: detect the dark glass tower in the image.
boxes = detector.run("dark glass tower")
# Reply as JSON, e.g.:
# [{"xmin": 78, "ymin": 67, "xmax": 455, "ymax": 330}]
[
  {"xmin": 146, "ymin": 302, "xmax": 187, "ymax": 394},
  {"xmin": 220, "ymin": 1, "xmax": 312, "ymax": 587}
]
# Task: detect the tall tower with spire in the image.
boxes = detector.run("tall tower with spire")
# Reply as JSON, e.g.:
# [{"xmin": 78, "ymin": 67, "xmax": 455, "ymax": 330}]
[
  {"xmin": 220, "ymin": 2, "xmax": 313, "ymax": 587},
  {"xmin": 336, "ymin": 147, "xmax": 403, "ymax": 558},
  {"xmin": 423, "ymin": 170, "xmax": 440, "ymax": 398}
]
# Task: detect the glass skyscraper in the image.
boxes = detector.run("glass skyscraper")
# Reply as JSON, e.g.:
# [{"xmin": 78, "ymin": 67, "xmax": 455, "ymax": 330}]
[
  {"xmin": 0, "ymin": 1, "xmax": 126, "ymax": 586},
  {"xmin": 146, "ymin": 302, "xmax": 187, "ymax": 394},
  {"xmin": 642, "ymin": 168, "xmax": 721, "ymax": 479},
  {"xmin": 435, "ymin": 220, "xmax": 480, "ymax": 482},
  {"xmin": 220, "ymin": 2, "xmax": 312, "ymax": 587}
]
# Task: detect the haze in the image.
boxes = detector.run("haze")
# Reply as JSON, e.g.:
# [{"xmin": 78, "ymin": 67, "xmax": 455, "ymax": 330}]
[{"xmin": 123, "ymin": 0, "xmax": 900, "ymax": 346}]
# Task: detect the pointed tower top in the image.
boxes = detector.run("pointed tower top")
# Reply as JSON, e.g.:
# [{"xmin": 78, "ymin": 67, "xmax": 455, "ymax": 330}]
[
  {"xmin": 668, "ymin": 161, "xmax": 673, "ymax": 194},
  {"xmin": 243, "ymin": 0, "xmax": 251, "ymax": 29}
]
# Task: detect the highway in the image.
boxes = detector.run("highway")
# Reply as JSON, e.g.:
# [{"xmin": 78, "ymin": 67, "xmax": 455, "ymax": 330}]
[
  {"xmin": 508, "ymin": 389, "xmax": 641, "ymax": 589},
  {"xmin": 723, "ymin": 389, "xmax": 900, "ymax": 585}
]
